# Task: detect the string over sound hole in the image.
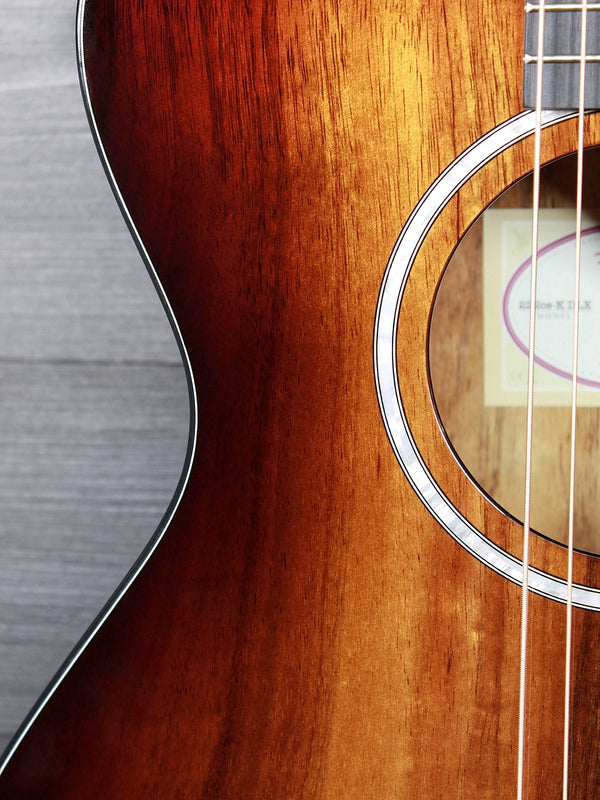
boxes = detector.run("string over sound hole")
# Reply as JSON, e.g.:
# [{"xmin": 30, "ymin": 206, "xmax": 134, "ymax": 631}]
[{"xmin": 430, "ymin": 148, "xmax": 600, "ymax": 555}]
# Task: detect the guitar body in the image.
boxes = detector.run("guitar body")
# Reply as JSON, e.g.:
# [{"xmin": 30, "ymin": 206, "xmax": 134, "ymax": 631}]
[{"xmin": 2, "ymin": 0, "xmax": 600, "ymax": 796}]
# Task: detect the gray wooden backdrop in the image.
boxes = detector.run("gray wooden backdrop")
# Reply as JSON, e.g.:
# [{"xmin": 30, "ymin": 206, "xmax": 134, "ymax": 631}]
[{"xmin": 0, "ymin": 2, "xmax": 190, "ymax": 753}]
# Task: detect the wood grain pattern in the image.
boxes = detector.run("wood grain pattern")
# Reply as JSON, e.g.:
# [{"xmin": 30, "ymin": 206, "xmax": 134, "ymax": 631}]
[{"xmin": 2, "ymin": 1, "xmax": 600, "ymax": 797}]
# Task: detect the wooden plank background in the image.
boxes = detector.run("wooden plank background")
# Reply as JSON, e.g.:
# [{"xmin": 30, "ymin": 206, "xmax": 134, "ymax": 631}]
[{"xmin": 0, "ymin": 1, "xmax": 189, "ymax": 751}]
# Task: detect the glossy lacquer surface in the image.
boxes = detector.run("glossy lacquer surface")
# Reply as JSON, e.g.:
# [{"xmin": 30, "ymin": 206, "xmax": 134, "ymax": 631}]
[{"xmin": 2, "ymin": 1, "xmax": 600, "ymax": 797}]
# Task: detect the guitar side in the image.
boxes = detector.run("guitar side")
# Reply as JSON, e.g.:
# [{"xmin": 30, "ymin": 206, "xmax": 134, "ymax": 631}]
[{"xmin": 1, "ymin": 1, "xmax": 599, "ymax": 797}]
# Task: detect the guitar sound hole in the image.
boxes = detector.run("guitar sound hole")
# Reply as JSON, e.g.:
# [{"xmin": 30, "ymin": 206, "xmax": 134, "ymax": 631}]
[{"xmin": 430, "ymin": 148, "xmax": 600, "ymax": 556}]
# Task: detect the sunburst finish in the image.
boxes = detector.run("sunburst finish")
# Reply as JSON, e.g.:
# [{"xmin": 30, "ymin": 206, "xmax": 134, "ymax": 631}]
[{"xmin": 1, "ymin": 1, "xmax": 600, "ymax": 797}]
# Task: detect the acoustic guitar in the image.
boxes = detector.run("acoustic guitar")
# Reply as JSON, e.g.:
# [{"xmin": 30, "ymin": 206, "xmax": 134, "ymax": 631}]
[{"xmin": 1, "ymin": 0, "xmax": 599, "ymax": 797}]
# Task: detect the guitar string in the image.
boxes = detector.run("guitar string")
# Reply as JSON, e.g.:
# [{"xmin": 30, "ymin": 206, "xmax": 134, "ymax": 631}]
[
  {"xmin": 563, "ymin": 2, "xmax": 589, "ymax": 797},
  {"xmin": 518, "ymin": 1, "xmax": 547, "ymax": 797}
]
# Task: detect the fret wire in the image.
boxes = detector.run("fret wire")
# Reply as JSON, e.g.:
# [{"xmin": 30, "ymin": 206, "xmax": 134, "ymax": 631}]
[
  {"xmin": 524, "ymin": 53, "xmax": 600, "ymax": 61},
  {"xmin": 526, "ymin": 2, "xmax": 600, "ymax": 10}
]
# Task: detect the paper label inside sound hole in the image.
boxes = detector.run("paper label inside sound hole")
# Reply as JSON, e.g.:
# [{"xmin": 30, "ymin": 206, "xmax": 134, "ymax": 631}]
[{"xmin": 483, "ymin": 208, "xmax": 600, "ymax": 407}]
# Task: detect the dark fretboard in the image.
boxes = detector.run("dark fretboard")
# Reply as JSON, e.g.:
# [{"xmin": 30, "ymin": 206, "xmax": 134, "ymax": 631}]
[{"xmin": 523, "ymin": 1, "xmax": 600, "ymax": 108}]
